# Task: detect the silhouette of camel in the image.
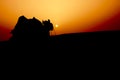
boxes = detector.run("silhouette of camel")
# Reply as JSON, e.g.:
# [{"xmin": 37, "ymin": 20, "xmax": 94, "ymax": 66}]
[{"xmin": 9, "ymin": 15, "xmax": 54, "ymax": 49}]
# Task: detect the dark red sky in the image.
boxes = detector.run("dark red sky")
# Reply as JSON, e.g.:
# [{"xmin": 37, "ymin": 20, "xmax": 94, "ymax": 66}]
[
  {"xmin": 0, "ymin": 25, "xmax": 12, "ymax": 41},
  {"xmin": 86, "ymin": 12, "xmax": 120, "ymax": 32}
]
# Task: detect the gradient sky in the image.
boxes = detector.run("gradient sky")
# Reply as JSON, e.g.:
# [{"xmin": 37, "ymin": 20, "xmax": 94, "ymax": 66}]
[{"xmin": 0, "ymin": 0, "xmax": 120, "ymax": 41}]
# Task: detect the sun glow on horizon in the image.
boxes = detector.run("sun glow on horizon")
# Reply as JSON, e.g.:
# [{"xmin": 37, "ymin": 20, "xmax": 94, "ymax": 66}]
[{"xmin": 0, "ymin": 0, "xmax": 119, "ymax": 35}]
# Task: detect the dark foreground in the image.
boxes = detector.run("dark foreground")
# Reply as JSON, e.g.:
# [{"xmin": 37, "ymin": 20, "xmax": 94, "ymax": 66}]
[
  {"xmin": 51, "ymin": 30, "xmax": 120, "ymax": 51},
  {"xmin": 0, "ymin": 31, "xmax": 119, "ymax": 74},
  {"xmin": 0, "ymin": 30, "xmax": 120, "ymax": 52}
]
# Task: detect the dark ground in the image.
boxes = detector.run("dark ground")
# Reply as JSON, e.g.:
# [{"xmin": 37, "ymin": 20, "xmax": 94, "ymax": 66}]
[
  {"xmin": 50, "ymin": 30, "xmax": 120, "ymax": 51},
  {"xmin": 0, "ymin": 31, "xmax": 119, "ymax": 74},
  {"xmin": 0, "ymin": 30, "xmax": 120, "ymax": 52}
]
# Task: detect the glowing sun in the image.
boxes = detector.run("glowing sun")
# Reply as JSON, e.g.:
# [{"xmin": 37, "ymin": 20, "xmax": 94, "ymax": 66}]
[{"xmin": 55, "ymin": 24, "xmax": 59, "ymax": 28}]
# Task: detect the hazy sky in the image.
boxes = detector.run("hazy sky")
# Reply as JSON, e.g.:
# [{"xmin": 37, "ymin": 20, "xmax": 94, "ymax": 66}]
[{"xmin": 0, "ymin": 0, "xmax": 120, "ymax": 41}]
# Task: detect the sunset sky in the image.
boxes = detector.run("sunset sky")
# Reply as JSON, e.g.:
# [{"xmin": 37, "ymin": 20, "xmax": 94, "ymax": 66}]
[{"xmin": 0, "ymin": 0, "xmax": 120, "ymax": 41}]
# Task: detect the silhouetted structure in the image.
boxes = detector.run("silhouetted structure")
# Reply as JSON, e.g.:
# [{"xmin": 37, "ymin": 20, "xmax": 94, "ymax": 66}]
[
  {"xmin": 9, "ymin": 15, "xmax": 54, "ymax": 49},
  {"xmin": 0, "ymin": 15, "xmax": 120, "ymax": 54}
]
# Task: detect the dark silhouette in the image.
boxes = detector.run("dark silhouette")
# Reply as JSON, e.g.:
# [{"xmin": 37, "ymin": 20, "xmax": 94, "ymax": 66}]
[
  {"xmin": 0, "ymin": 15, "xmax": 120, "ymax": 53},
  {"xmin": 8, "ymin": 15, "xmax": 54, "ymax": 50},
  {"xmin": 0, "ymin": 17, "xmax": 119, "ymax": 70},
  {"xmin": 0, "ymin": 15, "xmax": 119, "ymax": 74},
  {"xmin": 42, "ymin": 19, "xmax": 53, "ymax": 38}
]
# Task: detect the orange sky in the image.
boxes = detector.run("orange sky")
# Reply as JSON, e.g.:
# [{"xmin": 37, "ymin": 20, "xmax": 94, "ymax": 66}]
[{"xmin": 0, "ymin": 0, "xmax": 120, "ymax": 41}]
